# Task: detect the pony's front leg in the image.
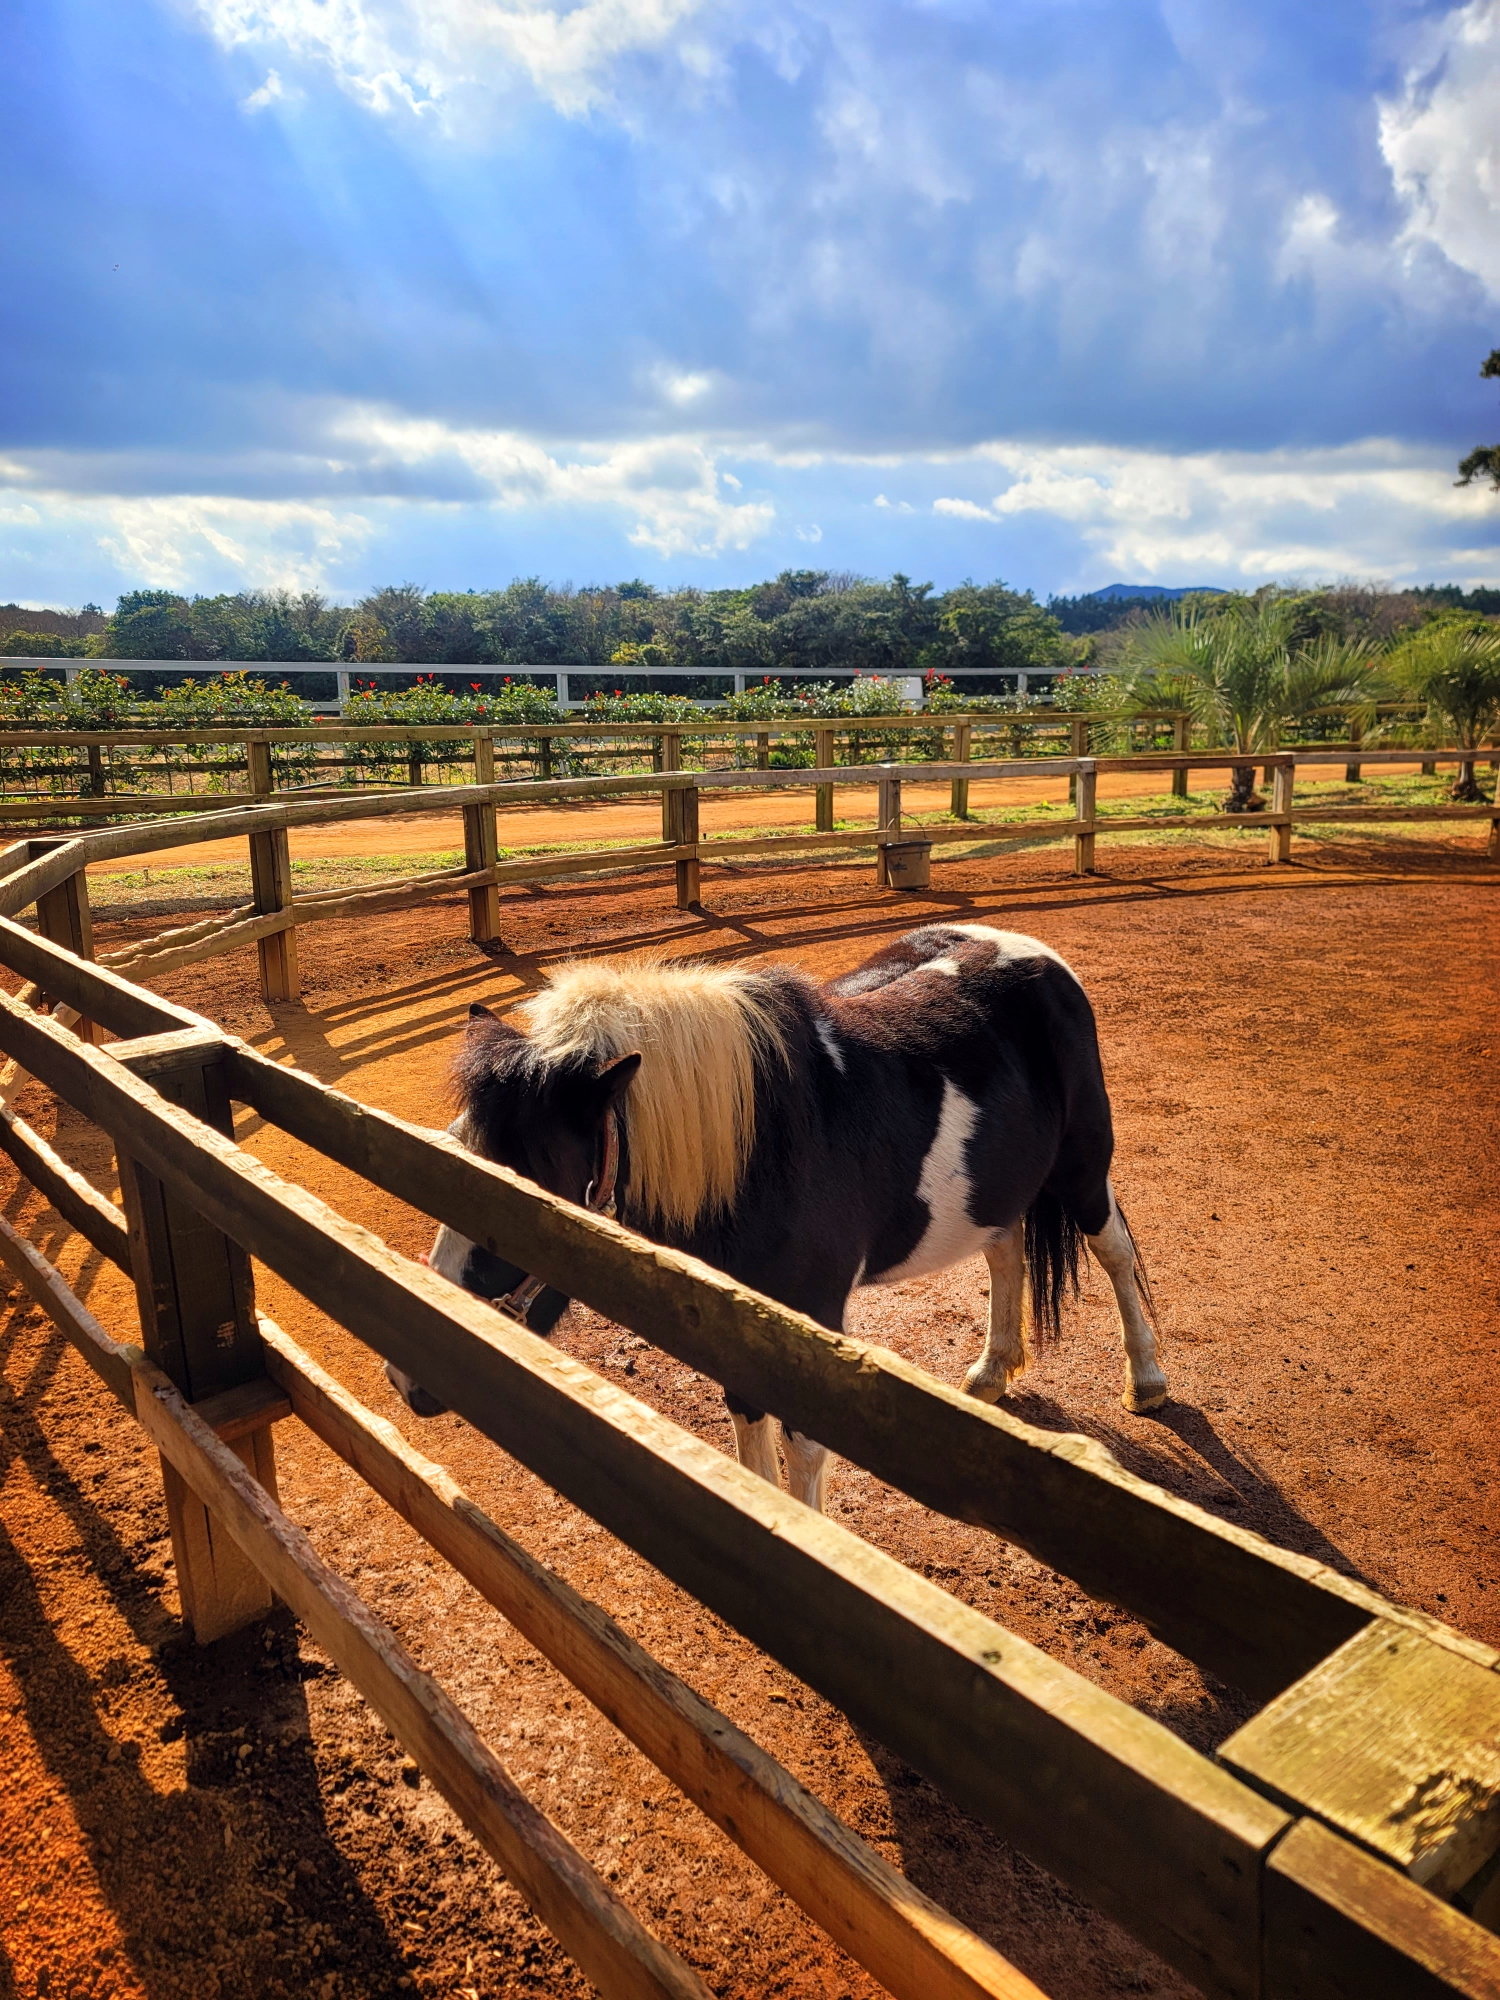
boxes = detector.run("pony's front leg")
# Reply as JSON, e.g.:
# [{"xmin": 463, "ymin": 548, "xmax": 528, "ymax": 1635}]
[
  {"xmin": 963, "ymin": 1223, "xmax": 1026, "ymax": 1402},
  {"xmin": 780, "ymin": 1427, "xmax": 831, "ymax": 1512},
  {"xmin": 1087, "ymin": 1189, "xmax": 1167, "ymax": 1414}
]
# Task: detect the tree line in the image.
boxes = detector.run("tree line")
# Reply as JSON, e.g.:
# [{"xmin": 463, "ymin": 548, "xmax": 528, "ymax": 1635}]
[{"xmin": 2, "ymin": 573, "xmax": 1496, "ymax": 687}]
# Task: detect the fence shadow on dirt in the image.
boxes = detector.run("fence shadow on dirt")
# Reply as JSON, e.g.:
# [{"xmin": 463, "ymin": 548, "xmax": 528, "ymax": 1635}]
[
  {"xmin": 1007, "ymin": 1388, "xmax": 1375, "ymax": 1595},
  {"xmin": 0, "ymin": 1303, "xmax": 416, "ymax": 2000}
]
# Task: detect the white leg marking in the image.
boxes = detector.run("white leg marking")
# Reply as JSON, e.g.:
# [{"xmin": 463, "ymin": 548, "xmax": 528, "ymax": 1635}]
[
  {"xmin": 781, "ymin": 1427, "xmax": 831, "ymax": 1512},
  {"xmin": 872, "ymin": 1077, "xmax": 992, "ymax": 1283},
  {"xmin": 922, "ymin": 954, "xmax": 963, "ymax": 977},
  {"xmin": 1087, "ymin": 1186, "xmax": 1168, "ymax": 1414},
  {"xmin": 428, "ymin": 1223, "xmax": 475, "ymax": 1287},
  {"xmin": 730, "ymin": 1411, "xmax": 782, "ymax": 1486},
  {"xmin": 963, "ymin": 1222, "xmax": 1026, "ymax": 1403},
  {"xmin": 815, "ymin": 1017, "xmax": 846, "ymax": 1072}
]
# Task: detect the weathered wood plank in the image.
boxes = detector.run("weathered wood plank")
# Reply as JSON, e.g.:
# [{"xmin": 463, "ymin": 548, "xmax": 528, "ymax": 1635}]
[
  {"xmin": 189, "ymin": 1374, "xmax": 292, "ymax": 1442},
  {"xmin": 1264, "ymin": 1817, "xmax": 1500, "ymax": 1999},
  {"xmin": 0, "ymin": 914, "xmax": 197, "ymax": 1038},
  {"xmin": 0, "ymin": 1105, "xmax": 132, "ymax": 1267},
  {"xmin": 123, "ymin": 1352, "xmax": 713, "ymax": 1999},
  {"xmin": 261, "ymin": 1318, "xmax": 1045, "ymax": 2000},
  {"xmin": 105, "ymin": 910, "xmax": 296, "ymax": 982},
  {"xmin": 215, "ymin": 1040, "xmax": 1500, "ymax": 1702},
  {"xmin": 97, "ymin": 903, "xmax": 255, "ymax": 962},
  {"xmin": 293, "ymin": 870, "xmax": 493, "ymax": 921},
  {"xmin": 1284, "ymin": 805, "xmax": 1499, "ymax": 825},
  {"xmin": 249, "ymin": 821, "xmax": 299, "ymax": 1002},
  {"xmin": 0, "ymin": 992, "xmax": 1288, "ymax": 1999},
  {"xmin": 1220, "ymin": 1621, "xmax": 1500, "ymax": 1896}
]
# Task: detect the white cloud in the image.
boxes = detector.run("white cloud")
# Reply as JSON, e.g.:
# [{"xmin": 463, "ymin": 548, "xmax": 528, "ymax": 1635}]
[
  {"xmin": 197, "ymin": 0, "xmax": 708, "ymax": 119},
  {"xmin": 324, "ymin": 406, "xmax": 774, "ymax": 553},
  {"xmin": 5, "ymin": 419, "xmax": 1494, "ymax": 597},
  {"xmin": 241, "ymin": 67, "xmax": 288, "ymax": 111},
  {"xmin": 0, "ymin": 494, "xmax": 376, "ymax": 593},
  {"xmin": 931, "ymin": 438, "xmax": 1496, "ymax": 585},
  {"xmin": 1380, "ymin": 0, "xmax": 1500, "ymax": 295},
  {"xmin": 652, "ymin": 365, "xmax": 717, "ymax": 407}
]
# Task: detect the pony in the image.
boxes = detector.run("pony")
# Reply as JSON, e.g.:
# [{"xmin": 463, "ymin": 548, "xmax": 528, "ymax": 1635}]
[{"xmin": 391, "ymin": 924, "xmax": 1167, "ymax": 1512}]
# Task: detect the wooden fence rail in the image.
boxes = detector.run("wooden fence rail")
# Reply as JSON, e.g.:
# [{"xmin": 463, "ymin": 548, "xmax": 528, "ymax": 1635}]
[
  {"xmin": 0, "ymin": 905, "xmax": 1496, "ymax": 1994},
  {"xmin": 0, "ymin": 703, "xmax": 1460, "ymax": 825}
]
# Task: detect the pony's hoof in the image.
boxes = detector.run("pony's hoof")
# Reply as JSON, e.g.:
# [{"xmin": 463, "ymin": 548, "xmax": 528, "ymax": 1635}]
[
  {"xmin": 963, "ymin": 1362, "xmax": 1011, "ymax": 1404},
  {"xmin": 1122, "ymin": 1382, "xmax": 1168, "ymax": 1415},
  {"xmin": 386, "ymin": 1361, "xmax": 449, "ymax": 1418}
]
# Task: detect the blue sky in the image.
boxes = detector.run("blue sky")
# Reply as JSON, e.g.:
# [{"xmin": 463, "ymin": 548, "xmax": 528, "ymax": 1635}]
[{"xmin": 4, "ymin": 0, "xmax": 1500, "ymax": 608}]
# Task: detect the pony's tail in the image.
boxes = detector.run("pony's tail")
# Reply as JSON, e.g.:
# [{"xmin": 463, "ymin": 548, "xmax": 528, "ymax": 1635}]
[{"xmin": 1023, "ymin": 1189, "xmax": 1085, "ymax": 1347}]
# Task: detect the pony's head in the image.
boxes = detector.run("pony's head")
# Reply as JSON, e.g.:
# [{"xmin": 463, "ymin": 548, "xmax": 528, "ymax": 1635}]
[{"xmin": 388, "ymin": 957, "xmax": 784, "ymax": 1418}]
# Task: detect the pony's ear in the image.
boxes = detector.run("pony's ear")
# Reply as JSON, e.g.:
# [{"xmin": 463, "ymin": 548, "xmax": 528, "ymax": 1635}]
[
  {"xmin": 467, "ymin": 1003, "xmax": 522, "ymax": 1042},
  {"xmin": 595, "ymin": 1052, "xmax": 641, "ymax": 1110}
]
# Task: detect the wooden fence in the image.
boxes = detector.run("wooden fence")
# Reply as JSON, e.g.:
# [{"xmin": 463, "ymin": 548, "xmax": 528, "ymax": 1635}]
[
  {"xmin": 0, "ymin": 745, "xmax": 1493, "ymax": 1006},
  {"xmin": 0, "ymin": 704, "xmax": 1456, "ymax": 823},
  {"xmin": 0, "ymin": 834, "xmax": 1498, "ymax": 1995}
]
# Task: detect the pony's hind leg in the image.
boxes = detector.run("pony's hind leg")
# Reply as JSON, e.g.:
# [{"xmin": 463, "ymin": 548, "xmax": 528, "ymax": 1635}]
[
  {"xmin": 726, "ymin": 1389, "xmax": 781, "ymax": 1486},
  {"xmin": 1087, "ymin": 1187, "xmax": 1167, "ymax": 1414},
  {"xmin": 963, "ymin": 1222, "xmax": 1027, "ymax": 1402},
  {"xmin": 780, "ymin": 1426, "xmax": 831, "ymax": 1512}
]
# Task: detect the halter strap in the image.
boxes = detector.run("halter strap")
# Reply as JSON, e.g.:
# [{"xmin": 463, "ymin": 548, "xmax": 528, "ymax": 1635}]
[{"xmin": 493, "ymin": 1106, "xmax": 619, "ymax": 1324}]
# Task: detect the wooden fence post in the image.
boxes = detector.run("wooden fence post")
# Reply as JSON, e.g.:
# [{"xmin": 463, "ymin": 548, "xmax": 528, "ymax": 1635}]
[
  {"xmin": 664, "ymin": 782, "xmax": 700, "ymax": 910},
  {"xmin": 32, "ymin": 837, "xmax": 101, "ymax": 1044},
  {"xmin": 1344, "ymin": 716, "xmax": 1362, "ymax": 784},
  {"xmin": 876, "ymin": 771, "xmax": 901, "ymax": 888},
  {"xmin": 408, "ymin": 741, "xmax": 423, "ymax": 789},
  {"xmin": 1172, "ymin": 714, "xmax": 1190, "ymax": 798},
  {"xmin": 465, "ymin": 732, "xmax": 502, "ymax": 946},
  {"xmin": 659, "ymin": 731, "xmax": 682, "ymax": 841},
  {"xmin": 248, "ymin": 823, "xmax": 299, "ymax": 1003},
  {"xmin": 246, "ymin": 737, "xmax": 274, "ymax": 800},
  {"xmin": 950, "ymin": 722, "xmax": 971, "ymax": 819},
  {"xmin": 537, "ymin": 734, "xmax": 553, "ymax": 780},
  {"xmin": 814, "ymin": 728, "xmax": 835, "ymax": 832},
  {"xmin": 1269, "ymin": 758, "xmax": 1294, "ymax": 864},
  {"xmin": 1074, "ymin": 759, "xmax": 1096, "ymax": 875},
  {"xmin": 756, "ymin": 731, "xmax": 770, "ymax": 771},
  {"xmin": 86, "ymin": 743, "xmax": 106, "ymax": 799},
  {"xmin": 1068, "ymin": 718, "xmax": 1088, "ymax": 804},
  {"xmin": 112, "ymin": 1027, "xmax": 285, "ymax": 1643}
]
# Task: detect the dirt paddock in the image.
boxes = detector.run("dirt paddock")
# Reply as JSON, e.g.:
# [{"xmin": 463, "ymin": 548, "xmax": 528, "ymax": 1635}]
[{"xmin": 2, "ymin": 833, "xmax": 1497, "ymax": 2000}]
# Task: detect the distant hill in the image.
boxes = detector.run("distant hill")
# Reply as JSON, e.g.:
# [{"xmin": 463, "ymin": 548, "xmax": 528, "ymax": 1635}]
[
  {"xmin": 1085, "ymin": 582, "xmax": 1225, "ymax": 602},
  {"xmin": 0, "ymin": 603, "xmax": 107, "ymax": 641},
  {"xmin": 1047, "ymin": 583, "xmax": 1225, "ymax": 634}
]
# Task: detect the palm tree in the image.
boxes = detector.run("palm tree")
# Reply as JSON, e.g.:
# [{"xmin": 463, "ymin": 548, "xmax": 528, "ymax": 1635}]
[
  {"xmin": 1385, "ymin": 622, "xmax": 1500, "ymax": 801},
  {"xmin": 1119, "ymin": 600, "xmax": 1378, "ymax": 811}
]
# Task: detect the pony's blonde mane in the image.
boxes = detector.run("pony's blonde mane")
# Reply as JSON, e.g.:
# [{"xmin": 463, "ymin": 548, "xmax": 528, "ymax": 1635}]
[{"xmin": 522, "ymin": 956, "xmax": 787, "ymax": 1231}]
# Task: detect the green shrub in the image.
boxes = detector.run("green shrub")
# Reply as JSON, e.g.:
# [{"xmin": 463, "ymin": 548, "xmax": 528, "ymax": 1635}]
[{"xmin": 0, "ymin": 631, "xmax": 83, "ymax": 658}]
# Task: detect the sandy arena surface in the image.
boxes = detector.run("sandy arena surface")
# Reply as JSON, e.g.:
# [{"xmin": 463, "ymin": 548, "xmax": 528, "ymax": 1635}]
[{"xmin": 2, "ymin": 827, "xmax": 1497, "ymax": 2000}]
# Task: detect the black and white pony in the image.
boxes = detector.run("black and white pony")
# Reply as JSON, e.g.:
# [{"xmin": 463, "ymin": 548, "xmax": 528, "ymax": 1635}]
[{"xmin": 393, "ymin": 925, "xmax": 1167, "ymax": 1512}]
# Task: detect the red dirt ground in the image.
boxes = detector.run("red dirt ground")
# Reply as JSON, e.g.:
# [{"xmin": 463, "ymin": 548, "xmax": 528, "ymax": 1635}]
[{"xmin": 2, "ymin": 829, "xmax": 1497, "ymax": 2000}]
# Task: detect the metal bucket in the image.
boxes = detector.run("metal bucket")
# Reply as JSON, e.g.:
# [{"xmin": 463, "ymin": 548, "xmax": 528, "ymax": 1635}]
[{"xmin": 884, "ymin": 838, "xmax": 932, "ymax": 890}]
